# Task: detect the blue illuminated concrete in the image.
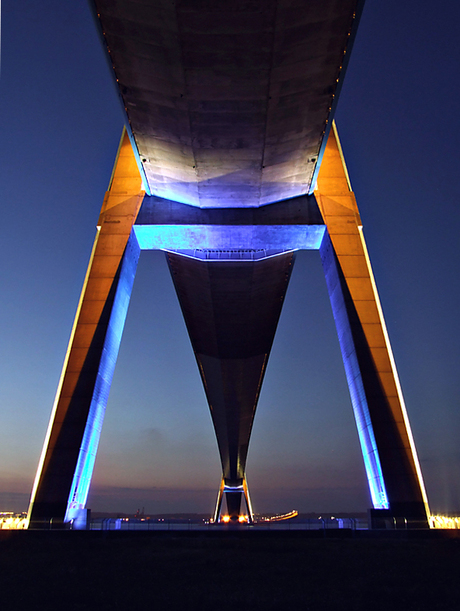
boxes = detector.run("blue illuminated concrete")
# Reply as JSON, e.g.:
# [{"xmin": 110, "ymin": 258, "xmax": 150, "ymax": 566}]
[
  {"xmin": 65, "ymin": 231, "xmax": 140, "ymax": 523},
  {"xmin": 133, "ymin": 193, "xmax": 326, "ymax": 253},
  {"xmin": 134, "ymin": 224, "xmax": 325, "ymax": 253},
  {"xmin": 320, "ymin": 232, "xmax": 389, "ymax": 509}
]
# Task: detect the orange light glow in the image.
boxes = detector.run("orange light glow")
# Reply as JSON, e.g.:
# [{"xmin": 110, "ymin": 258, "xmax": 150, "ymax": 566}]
[
  {"xmin": 429, "ymin": 515, "xmax": 460, "ymax": 529},
  {"xmin": 222, "ymin": 515, "xmax": 230, "ymax": 523}
]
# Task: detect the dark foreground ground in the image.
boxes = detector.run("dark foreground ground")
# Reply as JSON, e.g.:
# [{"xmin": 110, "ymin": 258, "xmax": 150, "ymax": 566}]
[{"xmin": 1, "ymin": 530, "xmax": 459, "ymax": 610}]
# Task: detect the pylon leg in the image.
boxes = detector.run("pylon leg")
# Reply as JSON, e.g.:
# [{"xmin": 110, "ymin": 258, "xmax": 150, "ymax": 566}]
[
  {"xmin": 243, "ymin": 478, "xmax": 254, "ymax": 524},
  {"xmin": 315, "ymin": 123, "xmax": 429, "ymax": 527},
  {"xmin": 213, "ymin": 479, "xmax": 225, "ymax": 523},
  {"xmin": 28, "ymin": 130, "xmax": 144, "ymax": 527}
]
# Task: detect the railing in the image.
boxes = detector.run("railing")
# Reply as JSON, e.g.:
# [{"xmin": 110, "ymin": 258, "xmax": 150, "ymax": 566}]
[{"xmin": 87, "ymin": 517, "xmax": 368, "ymax": 532}]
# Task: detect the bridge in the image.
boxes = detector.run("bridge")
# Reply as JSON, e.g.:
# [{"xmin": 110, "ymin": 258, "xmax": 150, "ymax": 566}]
[{"xmin": 27, "ymin": 0, "xmax": 430, "ymax": 528}]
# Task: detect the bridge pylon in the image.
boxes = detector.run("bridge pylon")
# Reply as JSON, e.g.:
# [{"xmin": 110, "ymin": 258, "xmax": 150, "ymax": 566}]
[{"xmin": 27, "ymin": 124, "xmax": 430, "ymax": 530}]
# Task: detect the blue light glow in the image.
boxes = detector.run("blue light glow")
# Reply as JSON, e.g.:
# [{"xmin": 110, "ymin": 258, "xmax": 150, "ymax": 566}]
[
  {"xmin": 64, "ymin": 231, "xmax": 140, "ymax": 522},
  {"xmin": 223, "ymin": 485, "xmax": 244, "ymax": 492},
  {"xmin": 319, "ymin": 232, "xmax": 389, "ymax": 509},
  {"xmin": 133, "ymin": 225, "xmax": 326, "ymax": 253}
]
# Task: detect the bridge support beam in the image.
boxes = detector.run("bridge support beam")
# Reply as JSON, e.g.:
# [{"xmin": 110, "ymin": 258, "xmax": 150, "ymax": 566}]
[
  {"xmin": 213, "ymin": 478, "xmax": 254, "ymax": 524},
  {"xmin": 316, "ymin": 124, "xmax": 430, "ymax": 527},
  {"xmin": 28, "ymin": 131, "xmax": 144, "ymax": 527}
]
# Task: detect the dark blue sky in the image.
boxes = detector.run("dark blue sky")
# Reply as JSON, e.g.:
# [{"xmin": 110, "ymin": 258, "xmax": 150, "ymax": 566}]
[{"xmin": 0, "ymin": 0, "xmax": 459, "ymax": 515}]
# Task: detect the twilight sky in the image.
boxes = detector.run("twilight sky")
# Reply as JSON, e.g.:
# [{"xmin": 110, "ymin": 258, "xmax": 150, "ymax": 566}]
[{"xmin": 0, "ymin": 0, "xmax": 459, "ymax": 516}]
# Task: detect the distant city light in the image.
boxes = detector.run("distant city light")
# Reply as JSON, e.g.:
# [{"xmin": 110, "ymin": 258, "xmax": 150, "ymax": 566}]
[
  {"xmin": 0, "ymin": 512, "xmax": 28, "ymax": 530},
  {"xmin": 429, "ymin": 515, "xmax": 460, "ymax": 529}
]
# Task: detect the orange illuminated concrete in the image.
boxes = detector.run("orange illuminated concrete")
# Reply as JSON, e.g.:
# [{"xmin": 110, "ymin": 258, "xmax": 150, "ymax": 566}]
[
  {"xmin": 28, "ymin": 130, "xmax": 145, "ymax": 527},
  {"xmin": 315, "ymin": 124, "xmax": 430, "ymax": 525}
]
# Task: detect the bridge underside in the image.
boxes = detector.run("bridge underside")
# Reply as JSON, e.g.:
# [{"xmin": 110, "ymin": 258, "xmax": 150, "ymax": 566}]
[
  {"xmin": 27, "ymin": 0, "xmax": 430, "ymax": 528},
  {"xmin": 92, "ymin": 0, "xmax": 360, "ymax": 207},
  {"xmin": 167, "ymin": 250, "xmax": 295, "ymax": 521}
]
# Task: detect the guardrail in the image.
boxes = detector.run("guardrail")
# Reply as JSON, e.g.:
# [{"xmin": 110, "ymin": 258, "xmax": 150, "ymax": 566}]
[{"xmin": 87, "ymin": 517, "xmax": 368, "ymax": 531}]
